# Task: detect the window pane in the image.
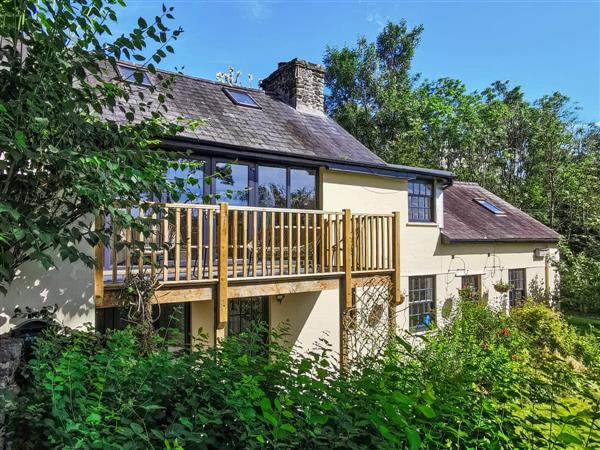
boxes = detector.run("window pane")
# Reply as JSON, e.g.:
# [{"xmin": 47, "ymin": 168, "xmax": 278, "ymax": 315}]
[
  {"xmin": 215, "ymin": 162, "xmax": 249, "ymax": 206},
  {"xmin": 258, "ymin": 166, "xmax": 287, "ymax": 207},
  {"xmin": 166, "ymin": 161, "xmax": 205, "ymax": 204},
  {"xmin": 290, "ymin": 169, "xmax": 316, "ymax": 209}
]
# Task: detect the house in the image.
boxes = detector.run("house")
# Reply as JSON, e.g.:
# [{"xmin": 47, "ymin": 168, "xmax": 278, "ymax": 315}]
[{"xmin": 0, "ymin": 58, "xmax": 559, "ymax": 361}]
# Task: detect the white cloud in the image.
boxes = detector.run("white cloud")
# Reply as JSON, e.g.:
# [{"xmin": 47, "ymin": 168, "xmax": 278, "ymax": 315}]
[{"xmin": 240, "ymin": 1, "xmax": 272, "ymax": 20}]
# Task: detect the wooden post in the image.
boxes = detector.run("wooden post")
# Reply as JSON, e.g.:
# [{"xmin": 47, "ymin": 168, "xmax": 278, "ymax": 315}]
[
  {"xmin": 386, "ymin": 211, "xmax": 402, "ymax": 341},
  {"xmin": 392, "ymin": 211, "xmax": 402, "ymax": 306},
  {"xmin": 216, "ymin": 203, "xmax": 229, "ymax": 341},
  {"xmin": 544, "ymin": 255, "xmax": 551, "ymax": 299},
  {"xmin": 340, "ymin": 209, "xmax": 353, "ymax": 369},
  {"xmin": 94, "ymin": 215, "xmax": 105, "ymax": 307},
  {"xmin": 342, "ymin": 209, "xmax": 353, "ymax": 309}
]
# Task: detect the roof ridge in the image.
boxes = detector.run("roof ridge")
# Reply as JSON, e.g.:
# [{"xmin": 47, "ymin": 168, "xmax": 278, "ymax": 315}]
[
  {"xmin": 116, "ymin": 60, "xmax": 265, "ymax": 93},
  {"xmin": 453, "ymin": 181, "xmax": 480, "ymax": 186}
]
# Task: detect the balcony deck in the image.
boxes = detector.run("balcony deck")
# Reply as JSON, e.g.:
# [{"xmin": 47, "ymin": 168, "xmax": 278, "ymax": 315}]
[{"xmin": 94, "ymin": 203, "xmax": 401, "ymax": 328}]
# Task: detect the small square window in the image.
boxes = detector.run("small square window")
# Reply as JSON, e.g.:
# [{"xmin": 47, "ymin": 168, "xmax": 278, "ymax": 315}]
[
  {"xmin": 223, "ymin": 88, "xmax": 260, "ymax": 108},
  {"xmin": 475, "ymin": 198, "xmax": 504, "ymax": 215},
  {"xmin": 117, "ymin": 64, "xmax": 152, "ymax": 86}
]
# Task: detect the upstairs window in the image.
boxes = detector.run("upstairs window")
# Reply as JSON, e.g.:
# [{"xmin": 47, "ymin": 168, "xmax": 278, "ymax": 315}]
[
  {"xmin": 223, "ymin": 88, "xmax": 260, "ymax": 108},
  {"xmin": 408, "ymin": 180, "xmax": 434, "ymax": 222},
  {"xmin": 117, "ymin": 63, "xmax": 152, "ymax": 86},
  {"xmin": 475, "ymin": 198, "xmax": 504, "ymax": 215}
]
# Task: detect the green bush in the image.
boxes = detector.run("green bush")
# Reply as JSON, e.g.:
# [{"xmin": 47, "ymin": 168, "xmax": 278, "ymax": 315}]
[{"xmin": 5, "ymin": 303, "xmax": 600, "ymax": 449}]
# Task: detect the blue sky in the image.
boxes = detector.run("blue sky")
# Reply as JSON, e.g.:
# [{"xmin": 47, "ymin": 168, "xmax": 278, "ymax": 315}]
[{"xmin": 121, "ymin": 1, "xmax": 599, "ymax": 123}]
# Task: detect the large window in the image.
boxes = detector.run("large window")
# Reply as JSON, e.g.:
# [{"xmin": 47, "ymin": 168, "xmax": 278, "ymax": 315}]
[
  {"xmin": 215, "ymin": 162, "xmax": 250, "ymax": 206},
  {"xmin": 95, "ymin": 303, "xmax": 190, "ymax": 347},
  {"xmin": 258, "ymin": 166, "xmax": 287, "ymax": 207},
  {"xmin": 256, "ymin": 165, "xmax": 316, "ymax": 209},
  {"xmin": 228, "ymin": 296, "xmax": 269, "ymax": 337},
  {"xmin": 408, "ymin": 180, "xmax": 434, "ymax": 222},
  {"xmin": 290, "ymin": 168, "xmax": 316, "ymax": 209},
  {"xmin": 508, "ymin": 269, "xmax": 526, "ymax": 307},
  {"xmin": 408, "ymin": 276, "xmax": 436, "ymax": 331},
  {"xmin": 165, "ymin": 160, "xmax": 205, "ymax": 204}
]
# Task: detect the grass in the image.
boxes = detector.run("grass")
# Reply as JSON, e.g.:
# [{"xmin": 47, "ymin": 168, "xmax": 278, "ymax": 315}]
[{"xmin": 564, "ymin": 311, "xmax": 600, "ymax": 337}]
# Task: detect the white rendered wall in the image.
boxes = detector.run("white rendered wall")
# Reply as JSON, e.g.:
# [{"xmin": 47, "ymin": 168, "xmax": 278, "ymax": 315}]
[{"xmin": 0, "ymin": 247, "xmax": 95, "ymax": 334}]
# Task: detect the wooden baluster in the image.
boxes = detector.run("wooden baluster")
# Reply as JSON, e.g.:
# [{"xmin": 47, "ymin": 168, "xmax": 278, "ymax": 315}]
[
  {"xmin": 94, "ymin": 215, "xmax": 105, "ymax": 306},
  {"xmin": 375, "ymin": 216, "xmax": 380, "ymax": 269},
  {"xmin": 368, "ymin": 216, "xmax": 374, "ymax": 270},
  {"xmin": 287, "ymin": 212, "xmax": 292, "ymax": 275},
  {"xmin": 232, "ymin": 210, "xmax": 238, "ymax": 278},
  {"xmin": 208, "ymin": 209, "xmax": 214, "ymax": 279},
  {"xmin": 320, "ymin": 214, "xmax": 325, "ymax": 274},
  {"xmin": 125, "ymin": 227, "xmax": 132, "ymax": 278},
  {"xmin": 296, "ymin": 212, "xmax": 301, "ymax": 274},
  {"xmin": 304, "ymin": 212, "xmax": 309, "ymax": 274},
  {"xmin": 197, "ymin": 208, "xmax": 204, "ymax": 280},
  {"xmin": 351, "ymin": 216, "xmax": 356, "ymax": 271},
  {"xmin": 327, "ymin": 214, "xmax": 336, "ymax": 272},
  {"xmin": 162, "ymin": 208, "xmax": 169, "ymax": 281},
  {"xmin": 186, "ymin": 208, "xmax": 192, "ymax": 281},
  {"xmin": 312, "ymin": 213, "xmax": 317, "ymax": 274},
  {"xmin": 252, "ymin": 211, "xmax": 258, "ymax": 277},
  {"xmin": 242, "ymin": 210, "xmax": 248, "ymax": 277},
  {"xmin": 336, "ymin": 214, "xmax": 341, "ymax": 272},
  {"xmin": 279, "ymin": 211, "xmax": 284, "ymax": 276},
  {"xmin": 388, "ymin": 216, "xmax": 393, "ymax": 269},
  {"xmin": 270, "ymin": 212, "xmax": 275, "ymax": 276},
  {"xmin": 262, "ymin": 211, "xmax": 267, "ymax": 276},
  {"xmin": 111, "ymin": 225, "xmax": 118, "ymax": 283},
  {"xmin": 138, "ymin": 208, "xmax": 145, "ymax": 275},
  {"xmin": 174, "ymin": 208, "xmax": 181, "ymax": 281},
  {"xmin": 151, "ymin": 212, "xmax": 158, "ymax": 279}
]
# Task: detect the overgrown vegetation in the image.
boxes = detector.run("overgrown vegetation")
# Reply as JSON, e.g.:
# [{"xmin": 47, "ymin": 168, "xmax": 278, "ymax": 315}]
[
  {"xmin": 325, "ymin": 21, "xmax": 600, "ymax": 314},
  {"xmin": 0, "ymin": 0, "xmax": 207, "ymax": 293},
  {"xmin": 4, "ymin": 302, "xmax": 599, "ymax": 449}
]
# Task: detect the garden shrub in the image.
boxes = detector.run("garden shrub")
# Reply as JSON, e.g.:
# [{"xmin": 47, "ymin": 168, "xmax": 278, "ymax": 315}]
[{"xmin": 5, "ymin": 303, "xmax": 600, "ymax": 449}]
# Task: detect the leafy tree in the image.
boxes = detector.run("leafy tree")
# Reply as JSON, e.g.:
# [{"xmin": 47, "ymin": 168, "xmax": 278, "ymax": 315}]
[
  {"xmin": 0, "ymin": 0, "xmax": 201, "ymax": 292},
  {"xmin": 324, "ymin": 20, "xmax": 600, "ymax": 313}
]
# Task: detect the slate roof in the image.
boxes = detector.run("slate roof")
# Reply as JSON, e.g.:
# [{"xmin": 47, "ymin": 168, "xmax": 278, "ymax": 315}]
[
  {"xmin": 442, "ymin": 182, "xmax": 560, "ymax": 243},
  {"xmin": 102, "ymin": 63, "xmax": 386, "ymax": 167}
]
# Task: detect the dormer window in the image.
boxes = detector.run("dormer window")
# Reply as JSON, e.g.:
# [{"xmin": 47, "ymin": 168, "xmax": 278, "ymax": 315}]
[
  {"xmin": 223, "ymin": 88, "xmax": 260, "ymax": 108},
  {"xmin": 117, "ymin": 63, "xmax": 152, "ymax": 86},
  {"xmin": 474, "ymin": 198, "xmax": 504, "ymax": 215}
]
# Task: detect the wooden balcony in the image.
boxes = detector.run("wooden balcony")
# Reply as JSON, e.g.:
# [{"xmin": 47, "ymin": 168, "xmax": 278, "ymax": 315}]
[{"xmin": 94, "ymin": 203, "xmax": 401, "ymax": 328}]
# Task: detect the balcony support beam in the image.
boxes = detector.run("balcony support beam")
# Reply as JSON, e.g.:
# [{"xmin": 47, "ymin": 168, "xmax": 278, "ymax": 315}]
[
  {"xmin": 94, "ymin": 215, "xmax": 105, "ymax": 307},
  {"xmin": 215, "ymin": 203, "xmax": 229, "ymax": 342},
  {"xmin": 340, "ymin": 208, "xmax": 353, "ymax": 369}
]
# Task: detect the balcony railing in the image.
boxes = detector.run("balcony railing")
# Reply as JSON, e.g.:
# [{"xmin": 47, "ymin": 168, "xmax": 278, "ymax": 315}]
[
  {"xmin": 94, "ymin": 203, "xmax": 401, "ymax": 318},
  {"xmin": 99, "ymin": 203, "xmax": 397, "ymax": 284}
]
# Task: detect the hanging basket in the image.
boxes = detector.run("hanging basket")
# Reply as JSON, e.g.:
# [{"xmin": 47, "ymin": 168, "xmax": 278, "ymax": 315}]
[{"xmin": 494, "ymin": 281, "xmax": 511, "ymax": 293}]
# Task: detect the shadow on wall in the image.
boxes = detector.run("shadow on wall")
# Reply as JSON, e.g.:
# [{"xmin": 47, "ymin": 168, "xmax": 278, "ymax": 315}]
[
  {"xmin": 270, "ymin": 291, "xmax": 322, "ymax": 351},
  {"xmin": 0, "ymin": 255, "xmax": 95, "ymax": 334}
]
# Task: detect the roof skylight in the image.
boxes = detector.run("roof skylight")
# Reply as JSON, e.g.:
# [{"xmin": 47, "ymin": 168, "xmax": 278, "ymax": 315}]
[
  {"xmin": 117, "ymin": 64, "xmax": 152, "ymax": 86},
  {"xmin": 223, "ymin": 87, "xmax": 260, "ymax": 108},
  {"xmin": 474, "ymin": 198, "xmax": 505, "ymax": 215}
]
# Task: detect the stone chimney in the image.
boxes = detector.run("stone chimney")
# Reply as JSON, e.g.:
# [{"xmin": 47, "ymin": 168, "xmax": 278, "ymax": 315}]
[{"xmin": 260, "ymin": 58, "xmax": 325, "ymax": 114}]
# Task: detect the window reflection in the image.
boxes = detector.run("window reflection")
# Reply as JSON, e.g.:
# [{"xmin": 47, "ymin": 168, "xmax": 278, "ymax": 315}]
[
  {"xmin": 290, "ymin": 168, "xmax": 316, "ymax": 209},
  {"xmin": 215, "ymin": 162, "xmax": 249, "ymax": 206},
  {"xmin": 165, "ymin": 160, "xmax": 205, "ymax": 204},
  {"xmin": 258, "ymin": 166, "xmax": 287, "ymax": 207}
]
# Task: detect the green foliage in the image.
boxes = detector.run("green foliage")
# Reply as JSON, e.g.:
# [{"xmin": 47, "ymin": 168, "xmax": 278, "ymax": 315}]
[
  {"xmin": 6, "ymin": 303, "xmax": 600, "ymax": 448},
  {"xmin": 324, "ymin": 21, "xmax": 600, "ymax": 314},
  {"xmin": 0, "ymin": 0, "xmax": 206, "ymax": 292}
]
